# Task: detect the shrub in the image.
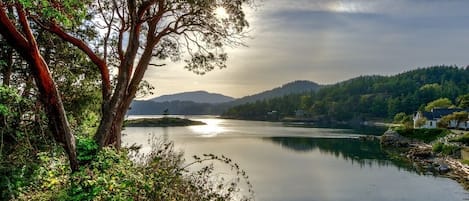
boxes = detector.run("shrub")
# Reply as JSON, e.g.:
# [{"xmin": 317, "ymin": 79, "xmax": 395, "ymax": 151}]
[
  {"xmin": 12, "ymin": 137, "xmax": 253, "ymax": 201},
  {"xmin": 432, "ymin": 142, "xmax": 460, "ymax": 156},
  {"xmin": 432, "ymin": 142, "xmax": 444, "ymax": 153},
  {"xmin": 76, "ymin": 137, "xmax": 99, "ymax": 165}
]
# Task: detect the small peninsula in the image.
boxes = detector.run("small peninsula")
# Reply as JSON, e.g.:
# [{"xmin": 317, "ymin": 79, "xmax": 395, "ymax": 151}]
[{"xmin": 125, "ymin": 117, "xmax": 206, "ymax": 127}]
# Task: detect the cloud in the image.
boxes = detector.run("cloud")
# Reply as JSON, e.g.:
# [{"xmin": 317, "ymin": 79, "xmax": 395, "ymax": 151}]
[{"xmin": 143, "ymin": 0, "xmax": 469, "ymax": 98}]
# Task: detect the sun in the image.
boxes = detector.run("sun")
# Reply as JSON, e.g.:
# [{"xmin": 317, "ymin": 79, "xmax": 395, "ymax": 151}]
[
  {"xmin": 328, "ymin": 2, "xmax": 363, "ymax": 13},
  {"xmin": 214, "ymin": 7, "xmax": 229, "ymax": 19}
]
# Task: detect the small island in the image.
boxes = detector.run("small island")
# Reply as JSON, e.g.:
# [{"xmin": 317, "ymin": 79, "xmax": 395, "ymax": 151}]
[{"xmin": 125, "ymin": 117, "xmax": 206, "ymax": 127}]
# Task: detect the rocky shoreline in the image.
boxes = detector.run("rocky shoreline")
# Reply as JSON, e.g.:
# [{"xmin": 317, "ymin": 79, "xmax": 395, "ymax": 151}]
[{"xmin": 381, "ymin": 129, "xmax": 469, "ymax": 190}]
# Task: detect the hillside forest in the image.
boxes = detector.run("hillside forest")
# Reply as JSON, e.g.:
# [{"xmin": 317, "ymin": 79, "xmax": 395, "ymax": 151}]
[{"xmin": 222, "ymin": 66, "xmax": 469, "ymax": 122}]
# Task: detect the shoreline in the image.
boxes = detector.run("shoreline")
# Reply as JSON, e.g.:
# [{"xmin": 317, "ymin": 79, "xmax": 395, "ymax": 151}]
[{"xmin": 381, "ymin": 129, "xmax": 469, "ymax": 190}]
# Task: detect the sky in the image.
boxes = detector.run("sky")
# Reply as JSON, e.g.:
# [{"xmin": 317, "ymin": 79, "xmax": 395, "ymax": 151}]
[{"xmin": 142, "ymin": 0, "xmax": 469, "ymax": 99}]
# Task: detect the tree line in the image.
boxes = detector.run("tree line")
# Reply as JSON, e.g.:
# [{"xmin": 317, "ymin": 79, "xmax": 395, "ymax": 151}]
[{"xmin": 223, "ymin": 66, "xmax": 469, "ymax": 122}]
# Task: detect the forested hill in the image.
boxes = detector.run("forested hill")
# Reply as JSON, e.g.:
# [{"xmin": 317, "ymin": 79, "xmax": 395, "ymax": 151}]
[
  {"xmin": 222, "ymin": 66, "xmax": 469, "ymax": 121},
  {"xmin": 231, "ymin": 80, "xmax": 321, "ymax": 105},
  {"xmin": 149, "ymin": 91, "xmax": 235, "ymax": 104},
  {"xmin": 128, "ymin": 80, "xmax": 320, "ymax": 115}
]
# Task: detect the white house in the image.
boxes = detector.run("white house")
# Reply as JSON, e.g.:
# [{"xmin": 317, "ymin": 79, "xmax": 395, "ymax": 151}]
[{"xmin": 413, "ymin": 108, "xmax": 469, "ymax": 129}]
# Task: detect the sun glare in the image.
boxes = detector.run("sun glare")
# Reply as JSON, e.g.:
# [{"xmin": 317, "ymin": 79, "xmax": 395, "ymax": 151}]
[
  {"xmin": 190, "ymin": 119, "xmax": 226, "ymax": 137},
  {"xmin": 215, "ymin": 7, "xmax": 229, "ymax": 19},
  {"xmin": 328, "ymin": 2, "xmax": 363, "ymax": 13}
]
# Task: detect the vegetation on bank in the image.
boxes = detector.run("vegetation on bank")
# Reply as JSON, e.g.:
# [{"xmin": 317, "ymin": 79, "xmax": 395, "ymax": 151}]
[
  {"xmin": 432, "ymin": 142, "xmax": 460, "ymax": 156},
  {"xmin": 394, "ymin": 128, "xmax": 450, "ymax": 143},
  {"xmin": 223, "ymin": 66, "xmax": 469, "ymax": 122},
  {"xmin": 124, "ymin": 117, "xmax": 206, "ymax": 127}
]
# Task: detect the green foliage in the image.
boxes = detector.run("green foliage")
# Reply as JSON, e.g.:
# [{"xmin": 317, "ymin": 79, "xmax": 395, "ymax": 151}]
[
  {"xmin": 76, "ymin": 137, "xmax": 98, "ymax": 165},
  {"xmin": 395, "ymin": 128, "xmax": 449, "ymax": 143},
  {"xmin": 432, "ymin": 142, "xmax": 460, "ymax": 156},
  {"xmin": 18, "ymin": 0, "xmax": 90, "ymax": 27},
  {"xmin": 457, "ymin": 94, "xmax": 469, "ymax": 108},
  {"xmin": 223, "ymin": 66, "xmax": 469, "ymax": 121},
  {"xmin": 393, "ymin": 112, "xmax": 413, "ymax": 128},
  {"xmin": 0, "ymin": 85, "xmax": 52, "ymax": 200},
  {"xmin": 0, "ymin": 86, "xmax": 25, "ymax": 116},
  {"xmin": 12, "ymin": 139, "xmax": 253, "ymax": 201},
  {"xmin": 393, "ymin": 112, "xmax": 407, "ymax": 123},
  {"xmin": 432, "ymin": 142, "xmax": 443, "ymax": 153},
  {"xmin": 424, "ymin": 98, "xmax": 454, "ymax": 111}
]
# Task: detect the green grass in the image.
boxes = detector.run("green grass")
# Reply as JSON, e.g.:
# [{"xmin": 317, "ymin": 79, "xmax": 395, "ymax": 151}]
[{"xmin": 395, "ymin": 128, "xmax": 449, "ymax": 143}]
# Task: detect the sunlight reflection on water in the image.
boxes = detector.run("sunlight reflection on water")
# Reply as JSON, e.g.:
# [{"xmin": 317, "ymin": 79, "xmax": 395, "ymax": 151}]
[{"xmin": 189, "ymin": 119, "xmax": 226, "ymax": 137}]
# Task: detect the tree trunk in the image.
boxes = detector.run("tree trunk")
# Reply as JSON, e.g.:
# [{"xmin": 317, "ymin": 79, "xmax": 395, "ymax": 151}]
[
  {"xmin": 27, "ymin": 48, "xmax": 79, "ymax": 171},
  {"xmin": 0, "ymin": 7, "xmax": 79, "ymax": 171}
]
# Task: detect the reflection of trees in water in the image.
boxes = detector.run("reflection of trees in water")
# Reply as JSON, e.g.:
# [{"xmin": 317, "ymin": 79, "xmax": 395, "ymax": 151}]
[{"xmin": 266, "ymin": 137, "xmax": 415, "ymax": 171}]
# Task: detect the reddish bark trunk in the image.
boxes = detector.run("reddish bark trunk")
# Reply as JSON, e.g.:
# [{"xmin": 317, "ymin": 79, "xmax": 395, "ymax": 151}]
[{"xmin": 0, "ymin": 6, "xmax": 79, "ymax": 171}]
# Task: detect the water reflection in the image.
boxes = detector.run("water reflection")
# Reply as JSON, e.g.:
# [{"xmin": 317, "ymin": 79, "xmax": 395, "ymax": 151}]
[{"xmin": 266, "ymin": 137, "xmax": 414, "ymax": 171}]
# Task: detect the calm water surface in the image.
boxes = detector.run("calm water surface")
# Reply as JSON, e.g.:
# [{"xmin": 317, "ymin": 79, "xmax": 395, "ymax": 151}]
[{"xmin": 123, "ymin": 116, "xmax": 468, "ymax": 201}]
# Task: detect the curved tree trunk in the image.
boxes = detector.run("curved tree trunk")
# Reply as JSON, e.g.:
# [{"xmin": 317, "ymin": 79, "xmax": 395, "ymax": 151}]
[{"xmin": 0, "ymin": 5, "xmax": 78, "ymax": 171}]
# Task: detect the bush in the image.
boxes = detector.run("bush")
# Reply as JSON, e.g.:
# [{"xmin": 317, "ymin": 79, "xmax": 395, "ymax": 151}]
[
  {"xmin": 432, "ymin": 142, "xmax": 444, "ymax": 153},
  {"xmin": 12, "ymin": 137, "xmax": 253, "ymax": 201},
  {"xmin": 432, "ymin": 142, "xmax": 460, "ymax": 156},
  {"xmin": 0, "ymin": 85, "xmax": 54, "ymax": 200},
  {"xmin": 76, "ymin": 137, "xmax": 99, "ymax": 165}
]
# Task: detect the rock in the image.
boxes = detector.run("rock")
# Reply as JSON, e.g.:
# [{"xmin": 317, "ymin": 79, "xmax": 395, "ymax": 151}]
[
  {"xmin": 437, "ymin": 164, "xmax": 451, "ymax": 173},
  {"xmin": 407, "ymin": 147, "xmax": 433, "ymax": 159},
  {"xmin": 380, "ymin": 129, "xmax": 409, "ymax": 147},
  {"xmin": 408, "ymin": 148, "xmax": 432, "ymax": 159}
]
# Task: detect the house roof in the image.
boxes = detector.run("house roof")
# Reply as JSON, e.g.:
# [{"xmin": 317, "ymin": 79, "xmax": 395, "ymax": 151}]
[{"xmin": 421, "ymin": 108, "xmax": 468, "ymax": 120}]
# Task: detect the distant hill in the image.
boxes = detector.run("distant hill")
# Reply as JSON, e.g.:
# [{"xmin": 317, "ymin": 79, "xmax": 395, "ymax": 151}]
[
  {"xmin": 129, "ymin": 100, "xmax": 227, "ymax": 115},
  {"xmin": 127, "ymin": 80, "xmax": 322, "ymax": 115},
  {"xmin": 223, "ymin": 66, "xmax": 469, "ymax": 121},
  {"xmin": 231, "ymin": 80, "xmax": 321, "ymax": 105},
  {"xmin": 150, "ymin": 90, "xmax": 234, "ymax": 104}
]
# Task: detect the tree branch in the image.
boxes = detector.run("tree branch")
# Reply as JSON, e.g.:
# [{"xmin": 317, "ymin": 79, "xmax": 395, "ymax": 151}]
[
  {"xmin": 46, "ymin": 23, "xmax": 111, "ymax": 100},
  {"xmin": 0, "ymin": 6, "xmax": 29, "ymax": 52}
]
